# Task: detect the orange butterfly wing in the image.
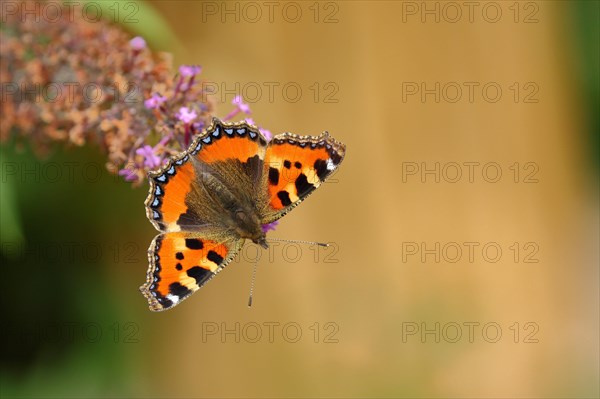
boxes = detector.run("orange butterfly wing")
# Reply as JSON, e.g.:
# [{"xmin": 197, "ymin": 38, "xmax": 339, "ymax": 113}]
[
  {"xmin": 262, "ymin": 131, "xmax": 345, "ymax": 223},
  {"xmin": 140, "ymin": 232, "xmax": 242, "ymax": 311},
  {"xmin": 141, "ymin": 119, "xmax": 346, "ymax": 311}
]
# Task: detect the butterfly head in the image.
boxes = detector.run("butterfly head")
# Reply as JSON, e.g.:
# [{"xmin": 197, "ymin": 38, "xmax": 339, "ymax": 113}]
[{"xmin": 253, "ymin": 236, "xmax": 269, "ymax": 249}]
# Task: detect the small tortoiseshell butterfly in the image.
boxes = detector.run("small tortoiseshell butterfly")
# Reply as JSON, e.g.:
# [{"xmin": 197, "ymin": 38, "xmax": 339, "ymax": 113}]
[{"xmin": 140, "ymin": 118, "xmax": 346, "ymax": 311}]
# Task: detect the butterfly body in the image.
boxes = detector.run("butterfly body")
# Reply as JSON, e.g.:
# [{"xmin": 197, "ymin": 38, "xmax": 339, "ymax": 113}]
[
  {"xmin": 189, "ymin": 160, "xmax": 268, "ymax": 247},
  {"xmin": 140, "ymin": 118, "xmax": 345, "ymax": 311}
]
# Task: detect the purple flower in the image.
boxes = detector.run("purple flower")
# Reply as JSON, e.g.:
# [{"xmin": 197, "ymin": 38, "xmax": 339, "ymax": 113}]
[
  {"xmin": 179, "ymin": 65, "xmax": 202, "ymax": 77},
  {"xmin": 129, "ymin": 36, "xmax": 146, "ymax": 50},
  {"xmin": 136, "ymin": 145, "xmax": 161, "ymax": 169},
  {"xmin": 232, "ymin": 95, "xmax": 251, "ymax": 114},
  {"xmin": 118, "ymin": 167, "xmax": 138, "ymax": 182},
  {"xmin": 261, "ymin": 221, "xmax": 279, "ymax": 233},
  {"xmin": 245, "ymin": 118, "xmax": 271, "ymax": 140},
  {"xmin": 177, "ymin": 107, "xmax": 197, "ymax": 124},
  {"xmin": 144, "ymin": 93, "xmax": 166, "ymax": 109},
  {"xmin": 193, "ymin": 121, "xmax": 205, "ymax": 131},
  {"xmin": 259, "ymin": 128, "xmax": 272, "ymax": 141}
]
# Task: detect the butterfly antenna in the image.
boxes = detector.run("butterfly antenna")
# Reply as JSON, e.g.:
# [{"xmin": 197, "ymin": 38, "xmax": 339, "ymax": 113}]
[
  {"xmin": 247, "ymin": 255, "xmax": 258, "ymax": 308},
  {"xmin": 248, "ymin": 239, "xmax": 328, "ymax": 307},
  {"xmin": 268, "ymin": 238, "xmax": 329, "ymax": 247}
]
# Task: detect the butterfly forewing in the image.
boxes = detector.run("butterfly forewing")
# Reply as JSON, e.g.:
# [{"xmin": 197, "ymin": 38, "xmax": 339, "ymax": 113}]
[
  {"xmin": 261, "ymin": 132, "xmax": 345, "ymax": 223},
  {"xmin": 145, "ymin": 119, "xmax": 269, "ymax": 233}
]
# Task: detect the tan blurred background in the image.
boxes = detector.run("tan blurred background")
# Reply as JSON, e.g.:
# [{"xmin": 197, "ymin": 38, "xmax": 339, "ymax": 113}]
[
  {"xmin": 2, "ymin": 1, "xmax": 598, "ymax": 398},
  {"xmin": 131, "ymin": 1, "xmax": 599, "ymax": 397}
]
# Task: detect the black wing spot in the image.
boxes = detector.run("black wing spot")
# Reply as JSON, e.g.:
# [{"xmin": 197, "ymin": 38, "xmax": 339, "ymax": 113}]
[
  {"xmin": 187, "ymin": 266, "xmax": 213, "ymax": 286},
  {"xmin": 207, "ymin": 250, "xmax": 224, "ymax": 265},
  {"xmin": 331, "ymin": 152, "xmax": 342, "ymax": 165},
  {"xmin": 185, "ymin": 238, "xmax": 204, "ymax": 250},
  {"xmin": 283, "ymin": 160, "xmax": 292, "ymax": 169},
  {"xmin": 175, "ymin": 263, "xmax": 183, "ymax": 271},
  {"xmin": 277, "ymin": 190, "xmax": 292, "ymax": 206},
  {"xmin": 169, "ymin": 282, "xmax": 191, "ymax": 297},
  {"xmin": 295, "ymin": 173, "xmax": 315, "ymax": 196},
  {"xmin": 176, "ymin": 252, "xmax": 184, "ymax": 260},
  {"xmin": 294, "ymin": 161, "xmax": 302, "ymax": 169},
  {"xmin": 157, "ymin": 296, "xmax": 173, "ymax": 308},
  {"xmin": 314, "ymin": 159, "xmax": 328, "ymax": 181},
  {"xmin": 268, "ymin": 167, "xmax": 280, "ymax": 185}
]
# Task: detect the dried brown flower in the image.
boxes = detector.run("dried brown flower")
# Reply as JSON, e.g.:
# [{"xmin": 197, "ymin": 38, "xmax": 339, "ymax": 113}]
[{"xmin": 0, "ymin": 1, "xmax": 216, "ymax": 185}]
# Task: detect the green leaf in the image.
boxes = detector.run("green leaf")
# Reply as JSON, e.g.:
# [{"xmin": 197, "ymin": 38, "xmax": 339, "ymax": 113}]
[{"xmin": 80, "ymin": 0, "xmax": 183, "ymax": 53}]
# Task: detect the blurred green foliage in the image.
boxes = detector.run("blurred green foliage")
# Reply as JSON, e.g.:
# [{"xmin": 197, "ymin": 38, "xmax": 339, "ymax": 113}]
[
  {"xmin": 572, "ymin": 1, "xmax": 600, "ymax": 172},
  {"xmin": 0, "ymin": 3, "xmax": 179, "ymax": 395},
  {"xmin": 0, "ymin": 149, "xmax": 24, "ymax": 251},
  {"xmin": 80, "ymin": 0, "xmax": 181, "ymax": 52},
  {"xmin": 0, "ymin": 141, "xmax": 148, "ymax": 397}
]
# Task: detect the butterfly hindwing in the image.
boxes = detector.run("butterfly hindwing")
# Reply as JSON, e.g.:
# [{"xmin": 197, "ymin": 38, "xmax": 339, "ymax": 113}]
[
  {"xmin": 261, "ymin": 131, "xmax": 345, "ymax": 223},
  {"xmin": 140, "ymin": 231, "xmax": 243, "ymax": 311}
]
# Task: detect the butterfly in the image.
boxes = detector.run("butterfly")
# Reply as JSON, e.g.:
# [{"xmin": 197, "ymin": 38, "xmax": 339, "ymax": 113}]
[{"xmin": 139, "ymin": 118, "xmax": 346, "ymax": 311}]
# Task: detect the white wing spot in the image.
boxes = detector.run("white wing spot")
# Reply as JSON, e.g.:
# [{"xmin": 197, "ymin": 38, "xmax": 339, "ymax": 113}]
[{"xmin": 326, "ymin": 159, "xmax": 335, "ymax": 171}]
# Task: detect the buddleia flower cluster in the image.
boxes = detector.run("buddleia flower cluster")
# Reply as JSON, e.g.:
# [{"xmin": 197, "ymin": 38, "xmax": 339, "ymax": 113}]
[{"xmin": 0, "ymin": 0, "xmax": 272, "ymax": 186}]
